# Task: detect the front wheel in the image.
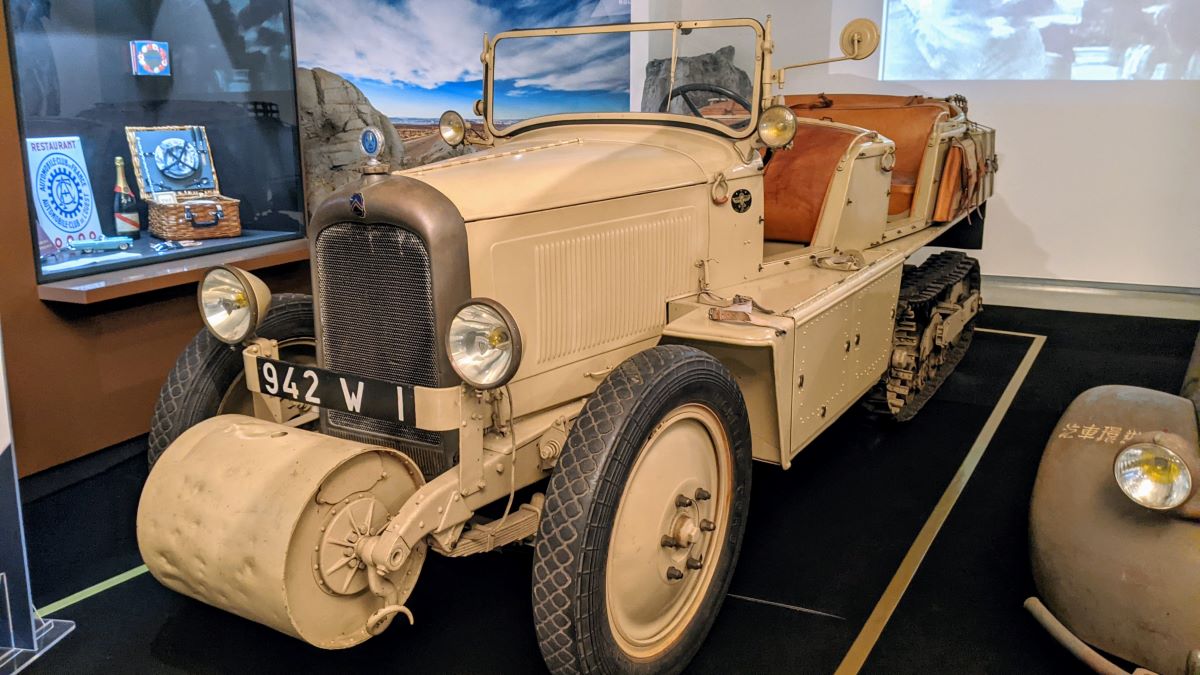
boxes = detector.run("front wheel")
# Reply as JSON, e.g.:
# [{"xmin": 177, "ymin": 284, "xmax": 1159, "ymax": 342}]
[
  {"xmin": 147, "ymin": 293, "xmax": 316, "ymax": 467},
  {"xmin": 533, "ymin": 345, "xmax": 752, "ymax": 674}
]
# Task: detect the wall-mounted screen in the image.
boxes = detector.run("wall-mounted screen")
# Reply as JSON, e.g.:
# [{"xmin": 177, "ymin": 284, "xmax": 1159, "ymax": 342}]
[{"xmin": 881, "ymin": 0, "xmax": 1199, "ymax": 80}]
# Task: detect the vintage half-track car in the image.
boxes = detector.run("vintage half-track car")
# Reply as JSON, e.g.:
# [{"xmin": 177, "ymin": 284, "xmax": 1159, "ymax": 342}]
[
  {"xmin": 138, "ymin": 17, "xmax": 996, "ymax": 673},
  {"xmin": 1027, "ymin": 332, "xmax": 1200, "ymax": 675}
]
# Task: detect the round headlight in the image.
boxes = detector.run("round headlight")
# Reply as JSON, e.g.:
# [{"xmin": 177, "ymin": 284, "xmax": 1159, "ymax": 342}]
[
  {"xmin": 439, "ymin": 110, "xmax": 466, "ymax": 147},
  {"xmin": 1114, "ymin": 442, "xmax": 1194, "ymax": 510},
  {"xmin": 198, "ymin": 266, "xmax": 268, "ymax": 344},
  {"xmin": 447, "ymin": 299, "xmax": 521, "ymax": 389},
  {"xmin": 758, "ymin": 105, "xmax": 798, "ymax": 149}
]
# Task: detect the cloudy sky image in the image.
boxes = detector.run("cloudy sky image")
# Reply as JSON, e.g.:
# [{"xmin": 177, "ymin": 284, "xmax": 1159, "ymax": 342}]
[{"xmin": 294, "ymin": 0, "xmax": 632, "ymax": 120}]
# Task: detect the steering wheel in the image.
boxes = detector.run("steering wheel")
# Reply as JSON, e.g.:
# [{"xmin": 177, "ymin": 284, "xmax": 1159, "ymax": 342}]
[{"xmin": 658, "ymin": 83, "xmax": 753, "ymax": 129}]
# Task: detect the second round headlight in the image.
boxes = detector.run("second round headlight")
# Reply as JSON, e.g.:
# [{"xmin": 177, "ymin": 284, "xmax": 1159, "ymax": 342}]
[
  {"xmin": 447, "ymin": 300, "xmax": 521, "ymax": 389},
  {"xmin": 439, "ymin": 110, "xmax": 466, "ymax": 147},
  {"xmin": 1114, "ymin": 442, "xmax": 1194, "ymax": 510}
]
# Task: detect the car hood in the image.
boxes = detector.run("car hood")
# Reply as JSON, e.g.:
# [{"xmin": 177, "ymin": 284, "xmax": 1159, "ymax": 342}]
[{"xmin": 400, "ymin": 126, "xmax": 742, "ymax": 222}]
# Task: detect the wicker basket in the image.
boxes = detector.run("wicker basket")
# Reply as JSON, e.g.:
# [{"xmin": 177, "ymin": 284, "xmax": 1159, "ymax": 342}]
[
  {"xmin": 149, "ymin": 195, "xmax": 242, "ymax": 240},
  {"xmin": 125, "ymin": 125, "xmax": 242, "ymax": 240}
]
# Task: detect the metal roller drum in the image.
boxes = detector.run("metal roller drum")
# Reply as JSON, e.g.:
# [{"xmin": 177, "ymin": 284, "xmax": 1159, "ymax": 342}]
[{"xmin": 137, "ymin": 415, "xmax": 426, "ymax": 648}]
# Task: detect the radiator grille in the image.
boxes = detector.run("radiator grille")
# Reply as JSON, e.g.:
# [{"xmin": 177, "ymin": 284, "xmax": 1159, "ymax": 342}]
[{"xmin": 314, "ymin": 223, "xmax": 443, "ymax": 456}]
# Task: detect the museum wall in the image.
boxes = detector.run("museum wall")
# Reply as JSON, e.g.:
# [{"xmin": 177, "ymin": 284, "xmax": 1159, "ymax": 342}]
[
  {"xmin": 640, "ymin": 0, "xmax": 1200, "ymax": 289},
  {"xmin": 0, "ymin": 10, "xmax": 310, "ymax": 477}
]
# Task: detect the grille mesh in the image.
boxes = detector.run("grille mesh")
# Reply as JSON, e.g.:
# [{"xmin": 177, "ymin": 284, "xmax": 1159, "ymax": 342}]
[{"xmin": 315, "ymin": 223, "xmax": 442, "ymax": 452}]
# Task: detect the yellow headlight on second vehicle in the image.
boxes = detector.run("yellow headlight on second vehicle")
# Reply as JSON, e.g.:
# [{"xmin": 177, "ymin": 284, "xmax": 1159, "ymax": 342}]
[
  {"xmin": 758, "ymin": 105, "xmax": 798, "ymax": 149},
  {"xmin": 1114, "ymin": 442, "xmax": 1194, "ymax": 510}
]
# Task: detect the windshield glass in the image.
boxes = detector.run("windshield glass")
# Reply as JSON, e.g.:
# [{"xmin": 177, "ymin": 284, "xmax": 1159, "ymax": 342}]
[{"xmin": 489, "ymin": 21, "xmax": 761, "ymax": 135}]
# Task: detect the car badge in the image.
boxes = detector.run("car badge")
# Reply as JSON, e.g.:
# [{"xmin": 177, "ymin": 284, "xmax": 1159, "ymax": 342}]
[
  {"xmin": 360, "ymin": 127, "xmax": 383, "ymax": 159},
  {"xmin": 359, "ymin": 126, "xmax": 389, "ymax": 175},
  {"xmin": 731, "ymin": 189, "xmax": 752, "ymax": 213},
  {"xmin": 350, "ymin": 192, "xmax": 366, "ymax": 218}
]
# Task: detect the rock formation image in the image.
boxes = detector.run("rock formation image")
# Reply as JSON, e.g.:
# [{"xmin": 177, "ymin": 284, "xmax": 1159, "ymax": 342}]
[
  {"xmin": 295, "ymin": 67, "xmax": 406, "ymax": 216},
  {"xmin": 640, "ymin": 45, "xmax": 753, "ymax": 114},
  {"xmin": 296, "ymin": 67, "xmax": 476, "ymax": 217}
]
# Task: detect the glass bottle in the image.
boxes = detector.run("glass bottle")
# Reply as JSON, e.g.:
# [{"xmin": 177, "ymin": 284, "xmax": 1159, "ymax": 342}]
[{"xmin": 113, "ymin": 156, "xmax": 141, "ymax": 240}]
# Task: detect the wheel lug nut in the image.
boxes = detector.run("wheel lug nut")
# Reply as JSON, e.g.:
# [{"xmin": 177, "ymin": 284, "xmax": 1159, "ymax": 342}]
[
  {"xmin": 686, "ymin": 556, "xmax": 704, "ymax": 570},
  {"xmin": 694, "ymin": 488, "xmax": 711, "ymax": 501},
  {"xmin": 699, "ymin": 519, "xmax": 715, "ymax": 532},
  {"xmin": 661, "ymin": 535, "xmax": 681, "ymax": 549},
  {"xmin": 666, "ymin": 566, "xmax": 684, "ymax": 581},
  {"xmin": 675, "ymin": 494, "xmax": 694, "ymax": 508}
]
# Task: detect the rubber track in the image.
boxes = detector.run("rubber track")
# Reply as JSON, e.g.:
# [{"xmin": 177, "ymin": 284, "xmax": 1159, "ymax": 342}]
[{"xmin": 864, "ymin": 252, "xmax": 981, "ymax": 421}]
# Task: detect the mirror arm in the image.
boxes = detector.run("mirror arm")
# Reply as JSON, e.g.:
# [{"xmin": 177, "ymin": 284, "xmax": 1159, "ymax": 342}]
[
  {"xmin": 774, "ymin": 41, "xmax": 863, "ymax": 88},
  {"xmin": 773, "ymin": 19, "xmax": 878, "ymax": 89}
]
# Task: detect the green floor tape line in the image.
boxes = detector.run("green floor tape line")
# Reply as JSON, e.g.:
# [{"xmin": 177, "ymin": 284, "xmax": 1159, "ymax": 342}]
[{"xmin": 38, "ymin": 564, "xmax": 149, "ymax": 617}]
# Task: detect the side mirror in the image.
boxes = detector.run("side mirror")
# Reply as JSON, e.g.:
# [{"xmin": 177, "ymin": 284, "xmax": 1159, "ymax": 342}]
[
  {"xmin": 773, "ymin": 18, "xmax": 881, "ymax": 87},
  {"xmin": 839, "ymin": 18, "xmax": 880, "ymax": 60}
]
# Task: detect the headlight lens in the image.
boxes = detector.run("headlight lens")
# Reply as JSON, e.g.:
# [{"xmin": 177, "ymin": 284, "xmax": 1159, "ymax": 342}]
[
  {"xmin": 198, "ymin": 266, "xmax": 262, "ymax": 344},
  {"xmin": 447, "ymin": 300, "xmax": 521, "ymax": 389},
  {"xmin": 758, "ymin": 105, "xmax": 798, "ymax": 149},
  {"xmin": 1114, "ymin": 443, "xmax": 1194, "ymax": 510},
  {"xmin": 439, "ymin": 110, "xmax": 466, "ymax": 147}
]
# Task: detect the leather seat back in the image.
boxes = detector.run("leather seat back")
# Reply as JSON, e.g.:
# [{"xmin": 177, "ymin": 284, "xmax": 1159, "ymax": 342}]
[
  {"xmin": 784, "ymin": 94, "xmax": 949, "ymax": 216},
  {"xmin": 763, "ymin": 123, "xmax": 865, "ymax": 244}
]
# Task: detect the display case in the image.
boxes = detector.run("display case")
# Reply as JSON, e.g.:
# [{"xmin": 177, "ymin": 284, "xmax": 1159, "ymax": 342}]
[{"xmin": 4, "ymin": 0, "xmax": 304, "ymax": 283}]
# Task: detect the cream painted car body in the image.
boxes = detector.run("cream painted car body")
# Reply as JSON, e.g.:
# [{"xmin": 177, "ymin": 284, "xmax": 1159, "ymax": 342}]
[
  {"xmin": 138, "ymin": 16, "xmax": 993, "ymax": 655},
  {"xmin": 405, "ymin": 116, "xmax": 969, "ymax": 466}
]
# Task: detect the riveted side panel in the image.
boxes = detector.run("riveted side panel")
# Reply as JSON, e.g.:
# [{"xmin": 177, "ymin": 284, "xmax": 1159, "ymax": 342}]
[
  {"xmin": 851, "ymin": 265, "xmax": 903, "ymax": 393},
  {"xmin": 788, "ymin": 264, "xmax": 902, "ymax": 460},
  {"xmin": 790, "ymin": 298, "xmax": 855, "ymax": 454}
]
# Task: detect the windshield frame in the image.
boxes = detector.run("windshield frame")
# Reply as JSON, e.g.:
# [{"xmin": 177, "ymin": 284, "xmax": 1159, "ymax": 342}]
[{"xmin": 484, "ymin": 18, "xmax": 765, "ymax": 140}]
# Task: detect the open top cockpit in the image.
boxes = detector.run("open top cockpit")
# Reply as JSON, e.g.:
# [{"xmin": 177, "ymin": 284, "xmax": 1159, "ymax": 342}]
[{"xmin": 760, "ymin": 93, "xmax": 977, "ymax": 264}]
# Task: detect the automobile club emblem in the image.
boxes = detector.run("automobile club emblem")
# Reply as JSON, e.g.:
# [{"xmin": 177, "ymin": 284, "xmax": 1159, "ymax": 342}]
[
  {"xmin": 35, "ymin": 152, "xmax": 93, "ymax": 233},
  {"xmin": 350, "ymin": 192, "xmax": 366, "ymax": 218}
]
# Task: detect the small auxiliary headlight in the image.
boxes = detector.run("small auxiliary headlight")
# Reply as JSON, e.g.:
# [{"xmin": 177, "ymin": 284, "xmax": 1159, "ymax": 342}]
[
  {"xmin": 447, "ymin": 299, "xmax": 521, "ymax": 389},
  {"xmin": 1114, "ymin": 442, "xmax": 1194, "ymax": 510},
  {"xmin": 758, "ymin": 105, "xmax": 798, "ymax": 149},
  {"xmin": 198, "ymin": 265, "xmax": 270, "ymax": 344},
  {"xmin": 439, "ymin": 110, "xmax": 467, "ymax": 147}
]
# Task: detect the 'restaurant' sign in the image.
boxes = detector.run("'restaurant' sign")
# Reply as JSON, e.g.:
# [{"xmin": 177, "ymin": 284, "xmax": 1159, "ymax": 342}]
[{"xmin": 25, "ymin": 137, "xmax": 103, "ymax": 251}]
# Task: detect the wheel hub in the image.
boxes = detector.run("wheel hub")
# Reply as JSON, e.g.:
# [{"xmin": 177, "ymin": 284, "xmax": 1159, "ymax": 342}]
[
  {"xmin": 604, "ymin": 404, "xmax": 733, "ymax": 658},
  {"xmin": 673, "ymin": 514, "xmax": 701, "ymax": 549}
]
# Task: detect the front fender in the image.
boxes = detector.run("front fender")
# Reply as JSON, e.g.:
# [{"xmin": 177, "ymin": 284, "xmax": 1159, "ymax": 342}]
[{"xmin": 1029, "ymin": 385, "xmax": 1200, "ymax": 675}]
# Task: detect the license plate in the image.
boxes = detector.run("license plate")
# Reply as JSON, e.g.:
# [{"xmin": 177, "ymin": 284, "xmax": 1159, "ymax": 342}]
[{"xmin": 254, "ymin": 357, "xmax": 416, "ymax": 424}]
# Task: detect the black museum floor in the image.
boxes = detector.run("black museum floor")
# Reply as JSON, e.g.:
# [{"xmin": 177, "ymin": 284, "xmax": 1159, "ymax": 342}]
[{"xmin": 18, "ymin": 306, "xmax": 1200, "ymax": 674}]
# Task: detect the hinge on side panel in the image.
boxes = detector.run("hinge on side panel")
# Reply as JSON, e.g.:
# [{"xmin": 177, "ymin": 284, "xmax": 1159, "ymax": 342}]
[{"xmin": 696, "ymin": 258, "xmax": 718, "ymax": 292}]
